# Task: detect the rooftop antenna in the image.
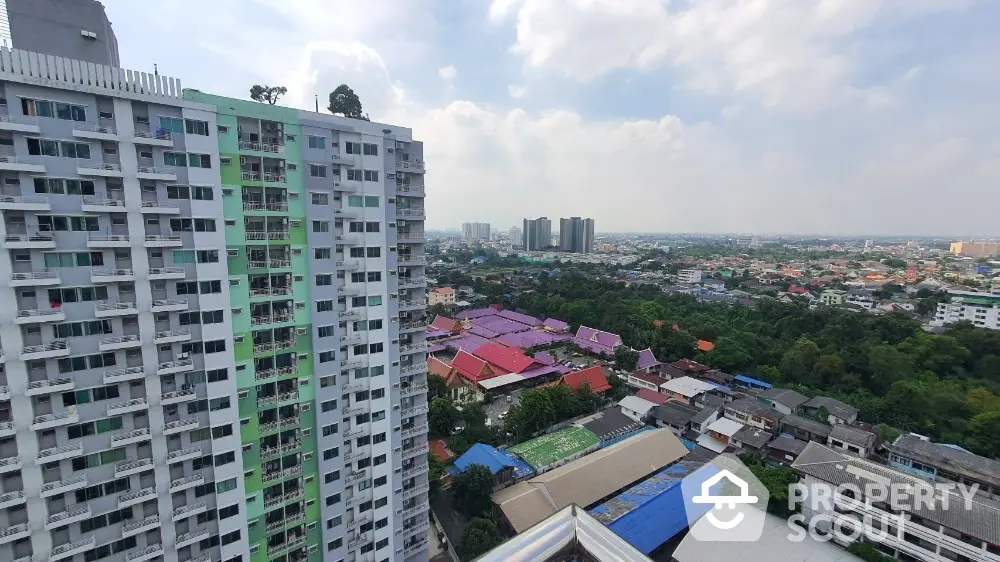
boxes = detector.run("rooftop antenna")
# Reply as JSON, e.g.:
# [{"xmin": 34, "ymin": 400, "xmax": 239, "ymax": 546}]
[
  {"xmin": 314, "ymin": 94, "xmax": 319, "ymax": 113},
  {"xmin": 154, "ymin": 63, "xmax": 159, "ymax": 77}
]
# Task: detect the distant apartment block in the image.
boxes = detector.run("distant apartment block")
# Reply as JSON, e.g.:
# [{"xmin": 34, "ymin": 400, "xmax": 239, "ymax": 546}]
[
  {"xmin": 558, "ymin": 217, "xmax": 594, "ymax": 254},
  {"xmin": 950, "ymin": 241, "xmax": 1000, "ymax": 258},
  {"xmin": 428, "ymin": 287, "xmax": 455, "ymax": 306},
  {"xmin": 677, "ymin": 269, "xmax": 702, "ymax": 284},
  {"xmin": 522, "ymin": 217, "xmax": 551, "ymax": 251},
  {"xmin": 933, "ymin": 290, "xmax": 1000, "ymax": 330},
  {"xmin": 2, "ymin": 0, "xmax": 120, "ymax": 66},
  {"xmin": 507, "ymin": 226, "xmax": 521, "ymax": 246},
  {"xmin": 461, "ymin": 222, "xmax": 490, "ymax": 241}
]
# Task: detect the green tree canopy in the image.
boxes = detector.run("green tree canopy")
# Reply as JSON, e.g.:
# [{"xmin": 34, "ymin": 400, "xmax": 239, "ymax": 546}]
[
  {"xmin": 452, "ymin": 464, "xmax": 495, "ymax": 518},
  {"xmin": 428, "ymin": 397, "xmax": 459, "ymax": 439},
  {"xmin": 249, "ymin": 84, "xmax": 287, "ymax": 104},
  {"xmin": 458, "ymin": 517, "xmax": 503, "ymax": 561},
  {"xmin": 328, "ymin": 84, "xmax": 369, "ymax": 120}
]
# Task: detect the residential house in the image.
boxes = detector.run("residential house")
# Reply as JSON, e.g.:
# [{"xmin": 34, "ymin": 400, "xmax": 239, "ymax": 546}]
[
  {"xmin": 757, "ymin": 388, "xmax": 810, "ymax": 415},
  {"xmin": 618, "ymin": 395, "xmax": 658, "ymax": 423},
  {"xmin": 626, "ymin": 371, "xmax": 664, "ymax": 392},
  {"xmin": 429, "ymin": 286, "xmax": 457, "ymax": 306},
  {"xmin": 555, "ymin": 366, "xmax": 612, "ymax": 394},
  {"xmin": 635, "ymin": 348, "xmax": 662, "ymax": 373},
  {"xmin": 697, "ymin": 417, "xmax": 744, "ymax": 453},
  {"xmin": 780, "ymin": 414, "xmax": 832, "ymax": 443},
  {"xmin": 635, "ymin": 389, "xmax": 669, "ymax": 406},
  {"xmin": 732, "ymin": 426, "xmax": 773, "ymax": 453},
  {"xmin": 827, "ymin": 425, "xmax": 877, "ymax": 458},
  {"xmin": 888, "ymin": 434, "xmax": 1000, "ymax": 497},
  {"xmin": 649, "ymin": 401, "xmax": 700, "ymax": 435},
  {"xmin": 766, "ymin": 435, "xmax": 808, "ymax": 466},
  {"xmin": 724, "ymin": 398, "xmax": 785, "ymax": 432},
  {"xmin": 572, "ymin": 326, "xmax": 624, "ymax": 356},
  {"xmin": 820, "ymin": 290, "xmax": 846, "ymax": 305},
  {"xmin": 802, "ymin": 396, "xmax": 859, "ymax": 425},
  {"xmin": 660, "ymin": 376, "xmax": 717, "ymax": 406},
  {"xmin": 429, "ymin": 356, "xmax": 485, "ymax": 403}
]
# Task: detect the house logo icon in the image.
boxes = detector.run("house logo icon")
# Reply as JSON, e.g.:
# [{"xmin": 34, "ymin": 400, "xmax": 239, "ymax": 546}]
[{"xmin": 681, "ymin": 454, "xmax": 769, "ymax": 542}]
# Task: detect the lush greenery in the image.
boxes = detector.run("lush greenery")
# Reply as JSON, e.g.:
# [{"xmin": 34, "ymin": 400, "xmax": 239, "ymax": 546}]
[
  {"xmin": 745, "ymin": 460, "xmax": 800, "ymax": 517},
  {"xmin": 458, "ymin": 516, "xmax": 503, "ymax": 561},
  {"xmin": 504, "ymin": 383, "xmax": 603, "ymax": 441},
  {"xmin": 249, "ymin": 84, "xmax": 287, "ymax": 104},
  {"xmin": 513, "ymin": 274, "xmax": 1000, "ymax": 458},
  {"xmin": 327, "ymin": 84, "xmax": 369, "ymax": 120},
  {"xmin": 847, "ymin": 542, "xmax": 895, "ymax": 562}
]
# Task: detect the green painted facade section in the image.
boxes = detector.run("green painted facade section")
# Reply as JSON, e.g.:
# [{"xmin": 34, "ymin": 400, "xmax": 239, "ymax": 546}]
[{"xmin": 185, "ymin": 91, "xmax": 321, "ymax": 562}]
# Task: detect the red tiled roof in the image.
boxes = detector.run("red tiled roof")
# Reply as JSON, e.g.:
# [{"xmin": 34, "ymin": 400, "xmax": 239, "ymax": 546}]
[
  {"xmin": 696, "ymin": 340, "xmax": 716, "ymax": 352},
  {"xmin": 629, "ymin": 371, "xmax": 665, "ymax": 385},
  {"xmin": 428, "ymin": 356, "xmax": 453, "ymax": 379},
  {"xmin": 636, "ymin": 388, "xmax": 670, "ymax": 405},
  {"xmin": 429, "ymin": 315, "xmax": 461, "ymax": 333},
  {"xmin": 473, "ymin": 342, "xmax": 538, "ymax": 374},
  {"xmin": 653, "ymin": 320, "xmax": 666, "ymax": 328},
  {"xmin": 451, "ymin": 350, "xmax": 495, "ymax": 383},
  {"xmin": 560, "ymin": 365, "xmax": 612, "ymax": 393},
  {"xmin": 673, "ymin": 359, "xmax": 710, "ymax": 372},
  {"xmin": 433, "ymin": 287, "xmax": 455, "ymax": 295},
  {"xmin": 429, "ymin": 439, "xmax": 454, "ymax": 462}
]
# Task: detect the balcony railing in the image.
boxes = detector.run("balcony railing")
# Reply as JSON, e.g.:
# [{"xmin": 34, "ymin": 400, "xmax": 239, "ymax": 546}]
[
  {"xmin": 163, "ymin": 418, "xmax": 200, "ymax": 434},
  {"xmin": 111, "ymin": 428, "xmax": 151, "ymax": 446},
  {"xmin": 251, "ymin": 312, "xmax": 292, "ymax": 325},
  {"xmin": 402, "ymin": 482, "xmax": 430, "ymax": 500},
  {"xmin": 50, "ymin": 536, "xmax": 96, "ymax": 560},
  {"xmin": 253, "ymin": 339, "xmax": 295, "ymax": 353},
  {"xmin": 115, "ymin": 457, "xmax": 154, "ymax": 477},
  {"xmin": 262, "ymin": 465, "xmax": 302, "ymax": 484},
  {"xmin": 22, "ymin": 340, "xmax": 69, "ymax": 357},
  {"xmin": 172, "ymin": 500, "xmax": 208, "ymax": 520},
  {"xmin": 403, "ymin": 462, "xmax": 429, "ymax": 479},
  {"xmin": 267, "ymin": 535, "xmax": 307, "ymax": 556},
  {"xmin": 260, "ymin": 439, "xmax": 301, "ymax": 459},
  {"xmin": 401, "ymin": 424, "xmax": 428, "ymax": 439},
  {"xmin": 266, "ymin": 512, "xmax": 306, "ymax": 532},
  {"xmin": 165, "ymin": 446, "xmax": 201, "ymax": 464},
  {"xmin": 122, "ymin": 516, "xmax": 159, "ymax": 536},
  {"xmin": 39, "ymin": 474, "xmax": 86, "ymax": 496},
  {"xmin": 264, "ymin": 488, "xmax": 303, "ymax": 508},
  {"xmin": 125, "ymin": 544, "xmax": 164, "ymax": 562}
]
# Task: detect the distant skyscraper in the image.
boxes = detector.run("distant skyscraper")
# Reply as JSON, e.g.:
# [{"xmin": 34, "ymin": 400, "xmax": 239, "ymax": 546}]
[
  {"xmin": 461, "ymin": 222, "xmax": 491, "ymax": 241},
  {"xmin": 522, "ymin": 217, "xmax": 552, "ymax": 251},
  {"xmin": 509, "ymin": 226, "xmax": 522, "ymax": 246},
  {"xmin": 559, "ymin": 217, "xmax": 595, "ymax": 253}
]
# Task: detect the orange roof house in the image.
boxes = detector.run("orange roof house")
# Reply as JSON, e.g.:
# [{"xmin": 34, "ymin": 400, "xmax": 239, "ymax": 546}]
[
  {"xmin": 429, "ymin": 439, "xmax": 455, "ymax": 463},
  {"xmin": 429, "ymin": 315, "xmax": 462, "ymax": 333},
  {"xmin": 451, "ymin": 350, "xmax": 498, "ymax": 383},
  {"xmin": 696, "ymin": 340, "xmax": 715, "ymax": 352},
  {"xmin": 556, "ymin": 366, "xmax": 612, "ymax": 393},
  {"xmin": 473, "ymin": 343, "xmax": 539, "ymax": 374},
  {"xmin": 428, "ymin": 356, "xmax": 453, "ymax": 379}
]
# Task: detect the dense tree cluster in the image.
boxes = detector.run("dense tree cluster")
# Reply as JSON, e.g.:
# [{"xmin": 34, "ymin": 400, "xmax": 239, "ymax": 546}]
[
  {"xmin": 504, "ymin": 383, "xmax": 603, "ymax": 441},
  {"xmin": 513, "ymin": 274, "xmax": 1000, "ymax": 458}
]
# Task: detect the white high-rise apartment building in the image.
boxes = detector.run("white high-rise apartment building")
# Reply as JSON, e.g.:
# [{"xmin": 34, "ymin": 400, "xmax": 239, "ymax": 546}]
[
  {"xmin": 461, "ymin": 222, "xmax": 490, "ymax": 241},
  {"xmin": 0, "ymin": 50, "xmax": 248, "ymax": 562}
]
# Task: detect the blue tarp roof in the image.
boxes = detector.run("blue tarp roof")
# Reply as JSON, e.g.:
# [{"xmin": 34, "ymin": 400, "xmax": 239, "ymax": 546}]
[
  {"xmin": 734, "ymin": 374, "xmax": 773, "ymax": 389},
  {"xmin": 450, "ymin": 443, "xmax": 535, "ymax": 479},
  {"xmin": 588, "ymin": 456, "xmax": 718, "ymax": 554}
]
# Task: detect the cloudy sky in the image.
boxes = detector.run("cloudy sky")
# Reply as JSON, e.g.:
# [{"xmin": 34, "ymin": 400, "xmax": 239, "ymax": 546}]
[{"xmin": 102, "ymin": 0, "xmax": 999, "ymax": 236}]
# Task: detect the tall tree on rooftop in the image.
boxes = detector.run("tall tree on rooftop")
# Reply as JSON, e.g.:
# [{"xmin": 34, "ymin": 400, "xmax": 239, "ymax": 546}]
[
  {"xmin": 249, "ymin": 84, "xmax": 287, "ymax": 105},
  {"xmin": 328, "ymin": 84, "xmax": 370, "ymax": 120}
]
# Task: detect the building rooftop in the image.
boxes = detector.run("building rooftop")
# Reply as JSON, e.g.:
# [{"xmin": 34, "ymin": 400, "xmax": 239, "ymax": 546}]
[
  {"xmin": 793, "ymin": 441, "xmax": 1000, "ymax": 546},
  {"xmin": 732, "ymin": 425, "xmax": 773, "ymax": 449},
  {"xmin": 560, "ymin": 365, "xmax": 612, "ymax": 393},
  {"xmin": 635, "ymin": 348, "xmax": 661, "ymax": 370},
  {"xmin": 635, "ymin": 388, "xmax": 669, "ymax": 405},
  {"xmin": 581, "ymin": 409, "xmax": 646, "ymax": 442},
  {"xmin": 780, "ymin": 413, "xmax": 832, "ymax": 437},
  {"xmin": 650, "ymin": 401, "xmax": 700, "ymax": 427},
  {"xmin": 890, "ymin": 433, "xmax": 1000, "ymax": 489},
  {"xmin": 758, "ymin": 387, "xmax": 810, "ymax": 409},
  {"xmin": 802, "ymin": 396, "xmax": 858, "ymax": 420},
  {"xmin": 726, "ymin": 397, "xmax": 785, "ymax": 422},
  {"xmin": 705, "ymin": 417, "xmax": 744, "ymax": 437},
  {"xmin": 769, "ymin": 435, "xmax": 808, "ymax": 457},
  {"xmin": 508, "ymin": 426, "xmax": 602, "ymax": 472},
  {"xmin": 451, "ymin": 443, "xmax": 534, "ymax": 479},
  {"xmin": 660, "ymin": 376, "xmax": 716, "ymax": 398},
  {"xmin": 828, "ymin": 424, "xmax": 877, "ymax": 451}
]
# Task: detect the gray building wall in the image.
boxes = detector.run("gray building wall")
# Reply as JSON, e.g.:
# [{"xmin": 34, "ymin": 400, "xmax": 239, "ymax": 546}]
[
  {"xmin": 558, "ymin": 217, "xmax": 594, "ymax": 253},
  {"xmin": 6, "ymin": 0, "xmax": 119, "ymax": 66}
]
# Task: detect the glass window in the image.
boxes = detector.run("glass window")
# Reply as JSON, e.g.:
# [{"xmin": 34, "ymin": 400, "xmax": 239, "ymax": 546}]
[
  {"xmin": 309, "ymin": 164, "xmax": 327, "ymax": 177},
  {"xmin": 172, "ymin": 250, "xmax": 196, "ymax": 264},
  {"xmin": 348, "ymin": 195, "xmax": 364, "ymax": 207},
  {"xmin": 367, "ymin": 296, "xmax": 382, "ymax": 306},
  {"xmin": 364, "ymin": 196, "xmax": 379, "ymax": 208},
  {"xmin": 308, "ymin": 135, "xmax": 326, "ymax": 149}
]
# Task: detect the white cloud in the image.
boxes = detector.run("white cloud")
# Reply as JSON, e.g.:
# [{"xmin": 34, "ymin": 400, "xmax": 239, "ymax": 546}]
[
  {"xmin": 508, "ymin": 84, "xmax": 528, "ymax": 98},
  {"xmin": 438, "ymin": 65, "xmax": 457, "ymax": 81}
]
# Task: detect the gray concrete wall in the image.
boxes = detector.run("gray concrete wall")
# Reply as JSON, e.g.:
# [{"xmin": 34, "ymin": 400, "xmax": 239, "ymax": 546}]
[{"xmin": 7, "ymin": 0, "xmax": 119, "ymax": 66}]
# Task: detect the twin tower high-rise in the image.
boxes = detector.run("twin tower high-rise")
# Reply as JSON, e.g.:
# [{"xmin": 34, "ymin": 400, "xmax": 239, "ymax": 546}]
[
  {"xmin": 0, "ymin": 3, "xmax": 431, "ymax": 562},
  {"xmin": 522, "ymin": 216, "xmax": 594, "ymax": 253}
]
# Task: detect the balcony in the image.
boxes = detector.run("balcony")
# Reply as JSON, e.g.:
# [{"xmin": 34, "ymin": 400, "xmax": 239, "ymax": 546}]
[
  {"xmin": 342, "ymin": 402, "xmax": 368, "ymax": 416},
  {"xmin": 343, "ymin": 381, "xmax": 368, "ymax": 393},
  {"xmin": 0, "ymin": 523, "xmax": 30, "ymax": 546},
  {"xmin": 0, "ymin": 490, "xmax": 25, "ymax": 509},
  {"xmin": 175, "ymin": 528, "xmax": 211, "ymax": 549},
  {"xmin": 136, "ymin": 166, "xmax": 177, "ymax": 181},
  {"xmin": 243, "ymin": 200, "xmax": 289, "ymax": 212},
  {"xmin": 148, "ymin": 266, "xmax": 186, "ymax": 280},
  {"xmin": 87, "ymin": 234, "xmax": 130, "ymax": 248},
  {"xmin": 72, "ymin": 122, "xmax": 117, "ymax": 140},
  {"xmin": 396, "ymin": 233, "xmax": 425, "ymax": 244},
  {"xmin": 9, "ymin": 270, "xmax": 60, "ymax": 286},
  {"xmin": 108, "ymin": 397, "xmax": 148, "ymax": 416},
  {"xmin": 241, "ymin": 170, "xmax": 261, "ymax": 182},
  {"xmin": 331, "ymin": 153, "xmax": 355, "ymax": 165},
  {"xmin": 95, "ymin": 300, "xmax": 139, "ymax": 317},
  {"xmin": 260, "ymin": 440, "xmax": 301, "ymax": 460},
  {"xmin": 335, "ymin": 234, "xmax": 359, "ymax": 245},
  {"xmin": 37, "ymin": 442, "xmax": 84, "ymax": 462},
  {"xmin": 251, "ymin": 312, "xmax": 292, "ymax": 325},
  {"xmin": 0, "ymin": 114, "xmax": 40, "ymax": 133},
  {"xmin": 151, "ymin": 297, "xmax": 188, "ymax": 312},
  {"xmin": 345, "ymin": 469, "xmax": 368, "ymax": 484},
  {"xmin": 348, "ymin": 532, "xmax": 371, "ymax": 550},
  {"xmin": 39, "ymin": 474, "xmax": 87, "ymax": 497},
  {"xmin": 99, "ymin": 334, "xmax": 141, "ymax": 351},
  {"xmin": 403, "ymin": 538, "xmax": 429, "ymax": 558},
  {"xmin": 165, "ymin": 446, "xmax": 202, "ymax": 464},
  {"xmin": 0, "ymin": 156, "xmax": 46, "ymax": 172},
  {"xmin": 401, "ymin": 404, "xmax": 430, "ymax": 418},
  {"xmin": 0, "ymin": 194, "xmax": 50, "ymax": 211},
  {"xmin": 104, "ymin": 366, "xmax": 145, "ymax": 384},
  {"xmin": 400, "ymin": 321, "xmax": 425, "ymax": 334},
  {"xmin": 140, "ymin": 200, "xmax": 181, "ymax": 214},
  {"xmin": 31, "ymin": 408, "xmax": 79, "ymax": 430},
  {"xmin": 259, "ymin": 415, "xmax": 300, "ymax": 433},
  {"xmin": 14, "ymin": 307, "xmax": 65, "ymax": 324},
  {"xmin": 402, "ymin": 482, "xmax": 430, "ymax": 500},
  {"xmin": 334, "ymin": 208, "xmax": 358, "ymax": 219},
  {"xmin": 126, "ymin": 544, "xmax": 164, "ymax": 562},
  {"xmin": 400, "ymin": 343, "xmax": 428, "ymax": 354},
  {"xmin": 399, "ymin": 277, "xmax": 427, "ymax": 289},
  {"xmin": 263, "ymin": 488, "xmax": 303, "ymax": 509},
  {"xmin": 397, "ymin": 160, "xmax": 426, "ymax": 173},
  {"xmin": 401, "ymin": 363, "xmax": 428, "ymax": 375},
  {"xmin": 164, "ymin": 418, "xmax": 200, "ymax": 435},
  {"xmin": 111, "ymin": 428, "xmax": 151, "ymax": 447},
  {"xmin": 398, "ymin": 256, "xmax": 428, "ymax": 267},
  {"xmin": 402, "ymin": 443, "xmax": 430, "ymax": 459},
  {"xmin": 5, "ymin": 233, "xmax": 55, "ymax": 249},
  {"xmin": 0, "ymin": 455, "xmax": 20, "ymax": 474},
  {"xmin": 396, "ymin": 208, "xmax": 426, "ymax": 220},
  {"xmin": 398, "ymin": 299, "xmax": 425, "ymax": 312},
  {"xmin": 133, "ymin": 128, "xmax": 172, "ymax": 145},
  {"xmin": 50, "ymin": 535, "xmax": 95, "ymax": 560},
  {"xmin": 339, "ymin": 309, "xmax": 362, "ymax": 320},
  {"xmin": 122, "ymin": 516, "xmax": 160, "ymax": 538},
  {"xmin": 266, "ymin": 512, "xmax": 306, "ymax": 533},
  {"xmin": 401, "ymin": 424, "xmax": 428, "ymax": 439},
  {"xmin": 396, "ymin": 184, "xmax": 426, "ymax": 197},
  {"xmin": 253, "ymin": 339, "xmax": 295, "ymax": 354},
  {"xmin": 173, "ymin": 500, "xmax": 209, "ymax": 521},
  {"xmin": 91, "ymin": 268, "xmax": 136, "ymax": 283},
  {"xmin": 346, "ymin": 490, "xmax": 372, "ymax": 509},
  {"xmin": 238, "ymin": 140, "xmax": 284, "ymax": 154},
  {"xmin": 118, "ymin": 486, "xmax": 156, "ymax": 508},
  {"xmin": 401, "ymin": 383, "xmax": 428, "ymax": 398},
  {"xmin": 161, "ymin": 388, "xmax": 197, "ymax": 405},
  {"xmin": 153, "ymin": 328, "xmax": 191, "ymax": 344},
  {"xmin": 169, "ymin": 473, "xmax": 205, "ymax": 493},
  {"xmin": 257, "ymin": 390, "xmax": 299, "ymax": 408},
  {"xmin": 46, "ymin": 504, "xmax": 92, "ymax": 530},
  {"xmin": 77, "ymin": 162, "xmax": 123, "ymax": 177},
  {"xmin": 115, "ymin": 457, "xmax": 154, "ymax": 478},
  {"xmin": 263, "ymin": 173, "xmax": 287, "ymax": 184},
  {"xmin": 332, "ymin": 181, "xmax": 357, "ymax": 193},
  {"xmin": 347, "ymin": 513, "xmax": 372, "ymax": 531},
  {"xmin": 336, "ymin": 259, "xmax": 361, "ymax": 271},
  {"xmin": 250, "ymin": 286, "xmax": 294, "ymax": 298},
  {"xmin": 340, "ymin": 332, "xmax": 365, "ymax": 346},
  {"xmin": 261, "ymin": 465, "xmax": 302, "ymax": 484},
  {"xmin": 344, "ymin": 446, "xmax": 368, "ymax": 463},
  {"xmin": 157, "ymin": 358, "xmax": 193, "ymax": 375},
  {"xmin": 401, "ymin": 500, "xmax": 429, "ymax": 521},
  {"xmin": 25, "ymin": 377, "xmax": 75, "ymax": 397},
  {"xmin": 0, "ymin": 422, "xmax": 13, "ymax": 438},
  {"xmin": 81, "ymin": 197, "xmax": 126, "ymax": 212},
  {"xmin": 403, "ymin": 462, "xmax": 429, "ymax": 479},
  {"xmin": 0, "ymin": 385, "xmax": 6, "ymax": 400},
  {"xmin": 268, "ymin": 535, "xmax": 308, "ymax": 557},
  {"xmin": 144, "ymin": 234, "xmax": 183, "ymax": 247}
]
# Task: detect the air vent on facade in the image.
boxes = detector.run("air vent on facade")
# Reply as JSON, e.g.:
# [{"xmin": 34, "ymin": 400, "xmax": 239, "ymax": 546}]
[
  {"xmin": 218, "ymin": 125, "xmax": 229, "ymax": 134},
  {"xmin": 227, "ymin": 249, "xmax": 238, "ymax": 256},
  {"xmin": 136, "ymin": 116, "xmax": 149, "ymax": 124},
  {"xmin": 292, "ymin": 248, "xmax": 302, "ymax": 255},
  {"xmin": 220, "ymin": 158, "xmax": 232, "ymax": 166},
  {"xmin": 229, "ymin": 279, "xmax": 240, "ymax": 285},
  {"xmin": 222, "ymin": 188, "xmax": 234, "ymax": 195},
  {"xmin": 234, "ymin": 336, "xmax": 244, "ymax": 343}
]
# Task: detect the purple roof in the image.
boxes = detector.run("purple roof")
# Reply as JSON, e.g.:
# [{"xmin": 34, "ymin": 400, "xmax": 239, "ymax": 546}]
[
  {"xmin": 573, "ymin": 326, "xmax": 622, "ymax": 355},
  {"xmin": 543, "ymin": 318, "xmax": 570, "ymax": 332},
  {"xmin": 497, "ymin": 309, "xmax": 542, "ymax": 327},
  {"xmin": 534, "ymin": 352, "xmax": 555, "ymax": 366},
  {"xmin": 518, "ymin": 365, "xmax": 565, "ymax": 380},
  {"xmin": 427, "ymin": 344, "xmax": 448, "ymax": 354},
  {"xmin": 444, "ymin": 334, "xmax": 493, "ymax": 354},
  {"xmin": 456, "ymin": 308, "xmax": 495, "ymax": 320},
  {"xmin": 469, "ymin": 315, "xmax": 532, "ymax": 336},
  {"xmin": 553, "ymin": 365, "xmax": 573, "ymax": 374},
  {"xmin": 636, "ymin": 348, "xmax": 661, "ymax": 370},
  {"xmin": 467, "ymin": 324, "xmax": 499, "ymax": 339},
  {"xmin": 425, "ymin": 329, "xmax": 451, "ymax": 340},
  {"xmin": 497, "ymin": 331, "xmax": 572, "ymax": 349}
]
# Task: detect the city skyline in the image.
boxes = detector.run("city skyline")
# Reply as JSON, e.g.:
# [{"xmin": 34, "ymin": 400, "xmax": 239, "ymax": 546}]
[{"xmin": 100, "ymin": 0, "xmax": 1000, "ymax": 237}]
